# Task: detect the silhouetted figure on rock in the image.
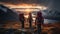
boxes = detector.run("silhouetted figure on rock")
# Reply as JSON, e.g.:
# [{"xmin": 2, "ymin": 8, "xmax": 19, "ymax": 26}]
[
  {"xmin": 28, "ymin": 13, "xmax": 33, "ymax": 28},
  {"xmin": 36, "ymin": 11, "xmax": 44, "ymax": 34},
  {"xmin": 19, "ymin": 13, "xmax": 25, "ymax": 28}
]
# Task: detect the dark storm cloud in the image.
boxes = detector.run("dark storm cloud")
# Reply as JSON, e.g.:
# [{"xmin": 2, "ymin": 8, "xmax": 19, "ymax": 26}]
[
  {"xmin": 0, "ymin": 0, "xmax": 22, "ymax": 4},
  {"xmin": 52, "ymin": 0, "xmax": 60, "ymax": 11},
  {"xmin": 0, "ymin": 0, "xmax": 52, "ymax": 5}
]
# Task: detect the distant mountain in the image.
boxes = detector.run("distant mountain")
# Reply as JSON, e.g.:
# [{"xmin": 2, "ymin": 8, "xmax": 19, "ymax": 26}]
[
  {"xmin": 42, "ymin": 10, "xmax": 60, "ymax": 20},
  {"xmin": 0, "ymin": 4, "xmax": 19, "ymax": 24}
]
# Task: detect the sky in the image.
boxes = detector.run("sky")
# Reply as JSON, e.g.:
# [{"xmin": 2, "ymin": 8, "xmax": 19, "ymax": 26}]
[
  {"xmin": 0, "ymin": 0, "xmax": 60, "ymax": 10},
  {"xmin": 0, "ymin": 0, "xmax": 50, "ymax": 4},
  {"xmin": 0, "ymin": 0, "xmax": 52, "ymax": 6},
  {"xmin": 0, "ymin": 0, "xmax": 60, "ymax": 23}
]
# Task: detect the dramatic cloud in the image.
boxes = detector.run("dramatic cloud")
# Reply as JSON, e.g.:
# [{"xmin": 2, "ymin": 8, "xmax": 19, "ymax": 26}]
[
  {"xmin": 0, "ymin": 0, "xmax": 51, "ymax": 5},
  {"xmin": 0, "ymin": 0, "xmax": 60, "ymax": 10}
]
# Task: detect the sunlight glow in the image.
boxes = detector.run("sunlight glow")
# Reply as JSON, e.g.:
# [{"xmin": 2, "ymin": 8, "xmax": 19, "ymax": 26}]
[{"xmin": 7, "ymin": 4, "xmax": 47, "ymax": 13}]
